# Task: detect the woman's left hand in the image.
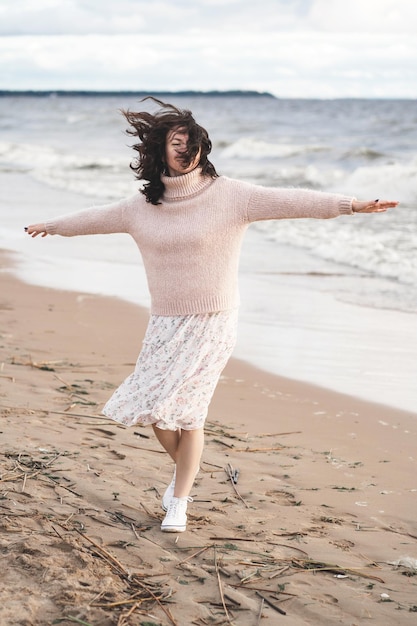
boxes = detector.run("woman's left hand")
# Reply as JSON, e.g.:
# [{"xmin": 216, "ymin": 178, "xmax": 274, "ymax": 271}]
[{"xmin": 352, "ymin": 199, "xmax": 399, "ymax": 213}]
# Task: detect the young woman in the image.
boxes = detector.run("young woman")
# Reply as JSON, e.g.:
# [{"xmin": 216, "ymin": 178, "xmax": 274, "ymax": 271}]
[{"xmin": 26, "ymin": 98, "xmax": 398, "ymax": 533}]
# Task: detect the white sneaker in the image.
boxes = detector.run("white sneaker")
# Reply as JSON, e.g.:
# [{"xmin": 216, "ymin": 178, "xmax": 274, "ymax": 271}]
[
  {"xmin": 162, "ymin": 467, "xmax": 176, "ymax": 512},
  {"xmin": 161, "ymin": 496, "xmax": 192, "ymax": 533}
]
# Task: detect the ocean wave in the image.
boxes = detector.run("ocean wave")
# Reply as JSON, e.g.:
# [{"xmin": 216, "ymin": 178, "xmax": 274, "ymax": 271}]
[
  {"xmin": 0, "ymin": 140, "xmax": 134, "ymax": 199},
  {"xmin": 255, "ymin": 206, "xmax": 417, "ymax": 292},
  {"xmin": 342, "ymin": 147, "xmax": 386, "ymax": 160},
  {"xmin": 333, "ymin": 158, "xmax": 417, "ymax": 206},
  {"xmin": 219, "ymin": 137, "xmax": 329, "ymax": 160},
  {"xmin": 0, "ymin": 141, "xmax": 117, "ymax": 171},
  {"xmin": 3, "ymin": 137, "xmax": 415, "ymax": 208}
]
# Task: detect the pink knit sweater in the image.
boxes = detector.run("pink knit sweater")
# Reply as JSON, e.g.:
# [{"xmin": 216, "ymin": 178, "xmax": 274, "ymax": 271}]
[{"xmin": 45, "ymin": 168, "xmax": 354, "ymax": 315}]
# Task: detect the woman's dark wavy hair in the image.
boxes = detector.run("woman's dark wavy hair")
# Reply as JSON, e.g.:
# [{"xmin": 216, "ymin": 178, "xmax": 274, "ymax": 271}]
[{"xmin": 122, "ymin": 97, "xmax": 218, "ymax": 205}]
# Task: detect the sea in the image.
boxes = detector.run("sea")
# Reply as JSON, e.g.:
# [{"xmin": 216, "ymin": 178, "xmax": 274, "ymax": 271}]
[{"xmin": 1, "ymin": 93, "xmax": 416, "ymax": 413}]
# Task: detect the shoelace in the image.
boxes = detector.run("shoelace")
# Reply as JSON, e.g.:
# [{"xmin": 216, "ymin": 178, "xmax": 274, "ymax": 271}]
[{"xmin": 167, "ymin": 495, "xmax": 193, "ymax": 515}]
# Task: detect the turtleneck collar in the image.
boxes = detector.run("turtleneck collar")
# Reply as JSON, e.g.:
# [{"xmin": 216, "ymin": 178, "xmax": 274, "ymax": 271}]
[{"xmin": 161, "ymin": 167, "xmax": 214, "ymax": 202}]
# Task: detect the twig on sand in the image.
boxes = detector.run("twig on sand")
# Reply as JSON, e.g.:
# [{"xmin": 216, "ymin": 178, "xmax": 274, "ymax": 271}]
[
  {"xmin": 139, "ymin": 501, "xmax": 161, "ymax": 520},
  {"xmin": 54, "ymin": 617, "xmax": 94, "ymax": 625},
  {"xmin": 291, "ymin": 558, "xmax": 385, "ymax": 583},
  {"xmin": 269, "ymin": 565, "xmax": 291, "ymax": 579},
  {"xmin": 10, "ymin": 356, "xmax": 64, "ymax": 371},
  {"xmin": 230, "ymin": 583, "xmax": 295, "ymax": 595},
  {"xmin": 1, "ymin": 451, "xmax": 64, "ymax": 487},
  {"xmin": 225, "ymin": 463, "xmax": 250, "ymax": 508},
  {"xmin": 53, "ymin": 373, "xmax": 73, "ymax": 388},
  {"xmin": 234, "ymin": 446, "xmax": 284, "ymax": 453},
  {"xmin": 256, "ymin": 595, "xmax": 264, "ymax": 625},
  {"xmin": 73, "ymin": 528, "xmax": 130, "ymax": 577},
  {"xmin": 255, "ymin": 591, "xmax": 287, "ymax": 616},
  {"xmin": 177, "ymin": 544, "xmax": 212, "ymax": 565},
  {"xmin": 257, "ymin": 431, "xmax": 302, "ymax": 437},
  {"xmin": 210, "ymin": 536, "xmax": 256, "ymax": 542},
  {"xmin": 61, "ymin": 525, "xmax": 178, "ymax": 626},
  {"xmin": 41, "ymin": 474, "xmax": 83, "ymax": 498},
  {"xmin": 117, "ymin": 602, "xmax": 140, "ymax": 626},
  {"xmin": 201, "ymin": 460, "xmax": 223, "ymax": 470},
  {"xmin": 0, "ymin": 374, "xmax": 15, "ymax": 382},
  {"xmin": 213, "ymin": 438, "xmax": 235, "ymax": 449},
  {"xmin": 130, "ymin": 522, "xmax": 140, "ymax": 540},
  {"xmin": 214, "ymin": 546, "xmax": 233, "ymax": 624},
  {"xmin": 133, "ymin": 579, "xmax": 178, "ymax": 626},
  {"xmin": 268, "ymin": 542, "xmax": 309, "ymax": 558},
  {"xmin": 367, "ymin": 520, "xmax": 417, "ymax": 541},
  {"xmin": 121, "ymin": 442, "xmax": 166, "ymax": 454},
  {"xmin": 47, "ymin": 410, "xmax": 105, "ymax": 420},
  {"xmin": 117, "ymin": 602, "xmax": 160, "ymax": 626}
]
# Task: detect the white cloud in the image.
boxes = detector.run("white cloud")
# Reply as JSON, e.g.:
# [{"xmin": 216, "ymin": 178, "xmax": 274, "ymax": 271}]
[
  {"xmin": 1, "ymin": 0, "xmax": 415, "ymax": 35},
  {"xmin": 1, "ymin": 1, "xmax": 416, "ymax": 97},
  {"xmin": 0, "ymin": 0, "xmax": 145, "ymax": 35},
  {"xmin": 306, "ymin": 0, "xmax": 417, "ymax": 33}
]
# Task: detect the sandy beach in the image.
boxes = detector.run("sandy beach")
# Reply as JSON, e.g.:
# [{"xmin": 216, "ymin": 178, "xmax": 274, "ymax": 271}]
[{"xmin": 1, "ymin": 252, "xmax": 417, "ymax": 626}]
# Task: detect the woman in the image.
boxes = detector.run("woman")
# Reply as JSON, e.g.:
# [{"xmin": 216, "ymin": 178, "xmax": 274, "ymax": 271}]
[{"xmin": 26, "ymin": 98, "xmax": 398, "ymax": 533}]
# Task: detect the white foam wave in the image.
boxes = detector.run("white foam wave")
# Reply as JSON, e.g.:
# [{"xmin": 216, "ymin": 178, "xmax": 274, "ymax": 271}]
[
  {"xmin": 334, "ymin": 158, "xmax": 417, "ymax": 207},
  {"xmin": 33, "ymin": 166, "xmax": 138, "ymax": 200},
  {"xmin": 220, "ymin": 137, "xmax": 328, "ymax": 160},
  {"xmin": 255, "ymin": 206, "xmax": 417, "ymax": 292},
  {"xmin": 0, "ymin": 141, "xmax": 135, "ymax": 199},
  {"xmin": 0, "ymin": 141, "xmax": 113, "ymax": 171}
]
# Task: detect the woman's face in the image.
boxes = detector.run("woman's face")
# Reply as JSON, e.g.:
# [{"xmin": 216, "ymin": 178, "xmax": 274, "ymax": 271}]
[{"xmin": 165, "ymin": 127, "xmax": 201, "ymax": 177}]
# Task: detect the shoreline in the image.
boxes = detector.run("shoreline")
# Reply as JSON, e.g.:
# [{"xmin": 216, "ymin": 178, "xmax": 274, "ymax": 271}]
[
  {"xmin": 1, "ymin": 162, "xmax": 416, "ymax": 415},
  {"xmin": 3, "ymin": 165, "xmax": 416, "ymax": 415},
  {"xmin": 2, "ymin": 246, "xmax": 416, "ymax": 424},
  {"xmin": 1, "ymin": 266, "xmax": 417, "ymax": 625}
]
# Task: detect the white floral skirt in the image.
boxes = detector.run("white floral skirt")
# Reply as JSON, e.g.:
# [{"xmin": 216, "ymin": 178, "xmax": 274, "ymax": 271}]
[{"xmin": 102, "ymin": 309, "xmax": 238, "ymax": 431}]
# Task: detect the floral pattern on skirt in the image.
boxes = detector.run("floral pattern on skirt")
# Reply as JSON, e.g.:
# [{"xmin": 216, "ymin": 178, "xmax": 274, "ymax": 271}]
[{"xmin": 102, "ymin": 309, "xmax": 238, "ymax": 431}]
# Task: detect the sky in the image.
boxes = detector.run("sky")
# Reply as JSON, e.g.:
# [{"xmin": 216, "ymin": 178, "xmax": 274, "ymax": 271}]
[{"xmin": 1, "ymin": 0, "xmax": 416, "ymax": 98}]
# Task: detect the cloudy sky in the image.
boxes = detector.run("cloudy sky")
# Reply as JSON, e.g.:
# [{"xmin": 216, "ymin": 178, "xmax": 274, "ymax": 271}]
[{"xmin": 1, "ymin": 0, "xmax": 416, "ymax": 98}]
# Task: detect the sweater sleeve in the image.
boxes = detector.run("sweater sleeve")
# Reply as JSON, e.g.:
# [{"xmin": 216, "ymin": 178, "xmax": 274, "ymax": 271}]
[
  {"xmin": 44, "ymin": 195, "xmax": 136, "ymax": 237},
  {"xmin": 246, "ymin": 185, "xmax": 354, "ymax": 223}
]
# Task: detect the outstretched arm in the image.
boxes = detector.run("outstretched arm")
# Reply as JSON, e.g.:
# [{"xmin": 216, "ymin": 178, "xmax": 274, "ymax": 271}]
[
  {"xmin": 245, "ymin": 182, "xmax": 399, "ymax": 223},
  {"xmin": 24, "ymin": 196, "xmax": 135, "ymax": 239}
]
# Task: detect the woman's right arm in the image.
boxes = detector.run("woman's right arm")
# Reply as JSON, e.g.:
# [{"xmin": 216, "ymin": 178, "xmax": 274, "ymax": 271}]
[{"xmin": 25, "ymin": 195, "xmax": 137, "ymax": 238}]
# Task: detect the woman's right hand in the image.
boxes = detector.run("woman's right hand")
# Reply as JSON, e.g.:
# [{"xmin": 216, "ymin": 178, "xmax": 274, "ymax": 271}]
[{"xmin": 25, "ymin": 224, "xmax": 48, "ymax": 237}]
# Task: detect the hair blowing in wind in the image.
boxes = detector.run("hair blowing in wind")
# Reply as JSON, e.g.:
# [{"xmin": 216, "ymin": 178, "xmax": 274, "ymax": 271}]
[{"xmin": 122, "ymin": 97, "xmax": 218, "ymax": 204}]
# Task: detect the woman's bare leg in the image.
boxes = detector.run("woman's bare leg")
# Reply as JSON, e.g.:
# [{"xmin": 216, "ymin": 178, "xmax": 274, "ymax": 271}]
[
  {"xmin": 174, "ymin": 427, "xmax": 204, "ymax": 498},
  {"xmin": 152, "ymin": 425, "xmax": 180, "ymax": 461},
  {"xmin": 152, "ymin": 424, "xmax": 204, "ymax": 498}
]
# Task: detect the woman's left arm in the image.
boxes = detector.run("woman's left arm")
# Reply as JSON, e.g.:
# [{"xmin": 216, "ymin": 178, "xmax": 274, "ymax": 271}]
[{"xmin": 245, "ymin": 183, "xmax": 399, "ymax": 222}]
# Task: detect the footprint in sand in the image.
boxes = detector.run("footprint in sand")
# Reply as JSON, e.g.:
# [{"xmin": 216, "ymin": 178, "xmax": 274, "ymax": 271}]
[{"xmin": 264, "ymin": 489, "xmax": 300, "ymax": 506}]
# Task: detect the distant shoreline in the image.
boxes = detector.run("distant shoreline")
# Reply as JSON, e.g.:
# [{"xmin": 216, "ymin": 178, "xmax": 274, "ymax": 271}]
[{"xmin": 0, "ymin": 89, "xmax": 275, "ymax": 98}]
